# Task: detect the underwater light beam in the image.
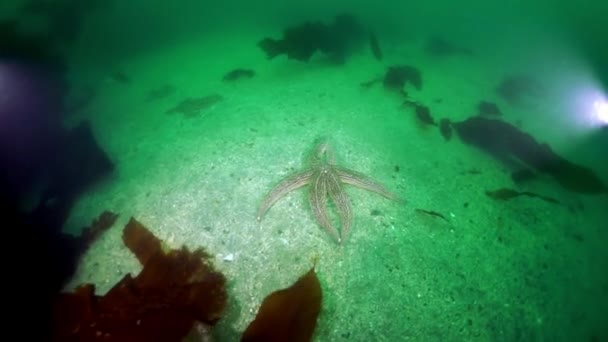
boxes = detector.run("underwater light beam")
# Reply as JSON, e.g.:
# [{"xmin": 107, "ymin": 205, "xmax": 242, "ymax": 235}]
[
  {"xmin": 570, "ymin": 80, "xmax": 608, "ymax": 130},
  {"xmin": 593, "ymin": 98, "xmax": 608, "ymax": 124}
]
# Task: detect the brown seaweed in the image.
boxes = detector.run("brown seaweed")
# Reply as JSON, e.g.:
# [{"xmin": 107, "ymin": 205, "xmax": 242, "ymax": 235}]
[
  {"xmin": 510, "ymin": 168, "xmax": 537, "ymax": 183},
  {"xmin": 477, "ymin": 101, "xmax": 502, "ymax": 117},
  {"xmin": 496, "ymin": 75, "xmax": 544, "ymax": 106},
  {"xmin": 78, "ymin": 210, "xmax": 118, "ymax": 252},
  {"xmin": 53, "ymin": 217, "xmax": 227, "ymax": 341},
  {"xmin": 121, "ymin": 216, "xmax": 163, "ymax": 265},
  {"xmin": 403, "ymin": 100, "xmax": 436, "ymax": 126},
  {"xmin": 383, "ymin": 65, "xmax": 422, "ymax": 95},
  {"xmin": 439, "ymin": 118, "xmax": 452, "ymax": 140},
  {"xmin": 485, "ymin": 188, "xmax": 561, "ymax": 205},
  {"xmin": 242, "ymin": 267, "xmax": 322, "ymax": 342},
  {"xmin": 453, "ymin": 116, "xmax": 607, "ymax": 194},
  {"xmin": 258, "ymin": 13, "xmax": 365, "ymax": 63},
  {"xmin": 368, "ymin": 30, "xmax": 382, "ymax": 61}
]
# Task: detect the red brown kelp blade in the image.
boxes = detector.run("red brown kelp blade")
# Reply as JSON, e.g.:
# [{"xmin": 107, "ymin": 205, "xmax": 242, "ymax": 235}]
[
  {"xmin": 241, "ymin": 267, "xmax": 322, "ymax": 342},
  {"xmin": 53, "ymin": 217, "xmax": 227, "ymax": 342},
  {"xmin": 121, "ymin": 216, "xmax": 163, "ymax": 265}
]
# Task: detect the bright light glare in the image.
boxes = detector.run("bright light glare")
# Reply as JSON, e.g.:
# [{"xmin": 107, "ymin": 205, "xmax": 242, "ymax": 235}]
[{"xmin": 593, "ymin": 99, "xmax": 608, "ymax": 124}]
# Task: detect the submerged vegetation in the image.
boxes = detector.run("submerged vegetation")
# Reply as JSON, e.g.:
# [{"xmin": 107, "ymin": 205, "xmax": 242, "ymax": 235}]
[
  {"xmin": 5, "ymin": 5, "xmax": 607, "ymax": 341},
  {"xmin": 53, "ymin": 218, "xmax": 322, "ymax": 341}
]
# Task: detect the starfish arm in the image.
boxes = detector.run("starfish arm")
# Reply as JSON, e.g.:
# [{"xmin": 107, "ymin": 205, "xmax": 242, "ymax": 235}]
[
  {"xmin": 309, "ymin": 172, "xmax": 341, "ymax": 243},
  {"xmin": 336, "ymin": 166, "xmax": 400, "ymax": 201},
  {"xmin": 257, "ymin": 169, "xmax": 314, "ymax": 221},
  {"xmin": 326, "ymin": 170, "xmax": 353, "ymax": 243},
  {"xmin": 309, "ymin": 138, "xmax": 334, "ymax": 166}
]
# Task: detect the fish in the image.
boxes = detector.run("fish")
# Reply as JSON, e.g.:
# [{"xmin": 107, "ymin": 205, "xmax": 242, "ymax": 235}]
[
  {"xmin": 146, "ymin": 84, "xmax": 176, "ymax": 102},
  {"xmin": 425, "ymin": 36, "xmax": 473, "ymax": 57},
  {"xmin": 223, "ymin": 68, "xmax": 255, "ymax": 82},
  {"xmin": 165, "ymin": 94, "xmax": 223, "ymax": 118},
  {"xmin": 109, "ymin": 70, "xmax": 131, "ymax": 84}
]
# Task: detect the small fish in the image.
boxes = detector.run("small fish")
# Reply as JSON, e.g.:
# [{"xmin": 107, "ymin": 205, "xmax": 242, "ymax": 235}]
[
  {"xmin": 165, "ymin": 94, "xmax": 223, "ymax": 118},
  {"xmin": 109, "ymin": 70, "xmax": 131, "ymax": 84},
  {"xmin": 462, "ymin": 168, "xmax": 482, "ymax": 175},
  {"xmin": 223, "ymin": 68, "xmax": 255, "ymax": 82},
  {"xmin": 360, "ymin": 77, "xmax": 381, "ymax": 89},
  {"xmin": 425, "ymin": 36, "xmax": 473, "ymax": 57},
  {"xmin": 146, "ymin": 84, "xmax": 176, "ymax": 101},
  {"xmin": 415, "ymin": 208, "xmax": 450, "ymax": 223}
]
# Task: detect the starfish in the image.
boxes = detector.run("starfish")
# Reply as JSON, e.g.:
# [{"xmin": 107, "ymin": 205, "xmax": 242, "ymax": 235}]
[{"xmin": 257, "ymin": 139, "xmax": 399, "ymax": 244}]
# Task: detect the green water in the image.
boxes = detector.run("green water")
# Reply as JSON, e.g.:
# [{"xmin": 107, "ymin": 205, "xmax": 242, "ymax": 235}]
[{"xmin": 5, "ymin": 0, "xmax": 608, "ymax": 341}]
